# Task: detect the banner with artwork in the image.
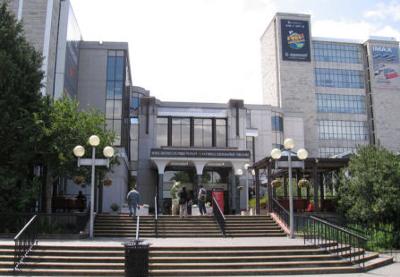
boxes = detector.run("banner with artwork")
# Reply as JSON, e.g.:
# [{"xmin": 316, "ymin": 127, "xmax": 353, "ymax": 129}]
[
  {"xmin": 281, "ymin": 19, "xmax": 311, "ymax": 62},
  {"xmin": 372, "ymin": 45, "xmax": 400, "ymax": 89}
]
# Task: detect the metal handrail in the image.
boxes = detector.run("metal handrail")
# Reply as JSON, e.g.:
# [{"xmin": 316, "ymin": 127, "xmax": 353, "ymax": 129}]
[
  {"xmin": 212, "ymin": 197, "xmax": 225, "ymax": 236},
  {"xmin": 271, "ymin": 198, "xmax": 289, "ymax": 227},
  {"xmin": 135, "ymin": 216, "xmax": 140, "ymax": 240},
  {"xmin": 304, "ymin": 215, "xmax": 367, "ymax": 268},
  {"xmin": 154, "ymin": 195, "xmax": 158, "ymax": 238},
  {"xmin": 310, "ymin": 216, "xmax": 367, "ymax": 241},
  {"xmin": 14, "ymin": 214, "xmax": 38, "ymax": 270}
]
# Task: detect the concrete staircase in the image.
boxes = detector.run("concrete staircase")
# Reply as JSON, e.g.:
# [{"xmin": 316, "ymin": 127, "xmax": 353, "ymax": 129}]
[
  {"xmin": 156, "ymin": 216, "xmax": 222, "ymax": 237},
  {"xmin": 224, "ymin": 215, "xmax": 286, "ymax": 237},
  {"xmin": 94, "ymin": 214, "xmax": 155, "ymax": 238},
  {"xmin": 94, "ymin": 214, "xmax": 285, "ymax": 238},
  {"xmin": 0, "ymin": 243, "xmax": 392, "ymax": 276}
]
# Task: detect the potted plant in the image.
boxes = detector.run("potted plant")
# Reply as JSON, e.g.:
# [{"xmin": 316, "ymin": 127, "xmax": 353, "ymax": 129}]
[
  {"xmin": 298, "ymin": 178, "xmax": 310, "ymax": 188},
  {"xmin": 103, "ymin": 178, "xmax": 112, "ymax": 186},
  {"xmin": 73, "ymin": 175, "xmax": 85, "ymax": 185},
  {"xmin": 271, "ymin": 179, "xmax": 282, "ymax": 188},
  {"xmin": 110, "ymin": 203, "xmax": 120, "ymax": 214}
]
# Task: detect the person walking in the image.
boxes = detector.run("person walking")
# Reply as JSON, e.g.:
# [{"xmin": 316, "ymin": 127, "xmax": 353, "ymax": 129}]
[
  {"xmin": 126, "ymin": 186, "xmax": 140, "ymax": 217},
  {"xmin": 198, "ymin": 185, "xmax": 207, "ymax": 215},
  {"xmin": 178, "ymin": 187, "xmax": 188, "ymax": 218}
]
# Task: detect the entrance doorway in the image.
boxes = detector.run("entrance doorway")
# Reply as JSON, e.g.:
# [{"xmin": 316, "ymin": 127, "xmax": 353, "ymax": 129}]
[{"xmin": 161, "ymin": 167, "xmax": 230, "ymax": 215}]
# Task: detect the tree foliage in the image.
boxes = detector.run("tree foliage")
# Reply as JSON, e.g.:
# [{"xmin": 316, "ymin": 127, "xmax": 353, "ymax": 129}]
[
  {"xmin": 37, "ymin": 97, "xmax": 115, "ymax": 180},
  {"xmin": 337, "ymin": 145, "xmax": 400, "ymax": 229},
  {"xmin": 0, "ymin": 2, "xmax": 44, "ymax": 212}
]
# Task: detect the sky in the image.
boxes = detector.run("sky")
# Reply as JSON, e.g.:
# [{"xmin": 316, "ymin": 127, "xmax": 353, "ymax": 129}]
[{"xmin": 70, "ymin": 0, "xmax": 400, "ymax": 104}]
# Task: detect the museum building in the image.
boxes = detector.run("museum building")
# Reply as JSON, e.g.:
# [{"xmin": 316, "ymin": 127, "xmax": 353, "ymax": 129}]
[{"xmin": 9, "ymin": 1, "xmax": 400, "ymax": 213}]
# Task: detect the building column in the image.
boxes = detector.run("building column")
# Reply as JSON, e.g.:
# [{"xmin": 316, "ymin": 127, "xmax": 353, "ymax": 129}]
[
  {"xmin": 313, "ymin": 160, "xmax": 319, "ymax": 211},
  {"xmin": 157, "ymin": 173, "xmax": 163, "ymax": 213},
  {"xmin": 193, "ymin": 161, "xmax": 207, "ymax": 201},
  {"xmin": 267, "ymin": 161, "xmax": 272, "ymax": 213},
  {"xmin": 153, "ymin": 160, "xmax": 168, "ymax": 214},
  {"xmin": 255, "ymin": 168, "xmax": 260, "ymax": 215},
  {"xmin": 235, "ymin": 175, "xmax": 241, "ymax": 214}
]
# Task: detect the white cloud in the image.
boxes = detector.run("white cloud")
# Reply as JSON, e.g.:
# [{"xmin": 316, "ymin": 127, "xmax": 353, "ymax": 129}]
[
  {"xmin": 312, "ymin": 19, "xmax": 400, "ymax": 42},
  {"xmin": 364, "ymin": 1, "xmax": 400, "ymax": 22}
]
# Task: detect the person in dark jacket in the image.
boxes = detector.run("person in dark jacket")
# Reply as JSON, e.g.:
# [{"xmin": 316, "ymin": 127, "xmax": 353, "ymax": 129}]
[{"xmin": 126, "ymin": 187, "xmax": 140, "ymax": 217}]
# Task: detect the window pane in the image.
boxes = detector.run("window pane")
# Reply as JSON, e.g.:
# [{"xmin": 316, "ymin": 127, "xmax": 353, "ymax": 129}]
[
  {"xmin": 156, "ymin": 117, "xmax": 168, "ymax": 147},
  {"xmin": 105, "ymin": 100, "xmax": 113, "ymax": 119},
  {"xmin": 113, "ymin": 100, "xmax": 122, "ymax": 119},
  {"xmin": 114, "ymin": 81, "xmax": 123, "ymax": 99},
  {"xmin": 107, "ymin": 56, "xmax": 115, "ymax": 80},
  {"xmin": 113, "ymin": 120, "xmax": 121, "ymax": 145},
  {"xmin": 106, "ymin": 81, "xmax": 114, "ymax": 99},
  {"xmin": 115, "ymin": 56, "xmax": 124, "ymax": 81}
]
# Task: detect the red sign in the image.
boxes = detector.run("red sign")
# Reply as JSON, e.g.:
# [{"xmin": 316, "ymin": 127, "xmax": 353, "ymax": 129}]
[{"xmin": 212, "ymin": 190, "xmax": 224, "ymax": 215}]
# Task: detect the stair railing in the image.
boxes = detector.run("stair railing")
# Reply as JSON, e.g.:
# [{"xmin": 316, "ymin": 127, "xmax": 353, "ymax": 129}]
[
  {"xmin": 14, "ymin": 214, "xmax": 38, "ymax": 271},
  {"xmin": 135, "ymin": 216, "xmax": 140, "ymax": 241},
  {"xmin": 271, "ymin": 198, "xmax": 290, "ymax": 227},
  {"xmin": 154, "ymin": 195, "xmax": 158, "ymax": 238},
  {"xmin": 212, "ymin": 197, "xmax": 225, "ymax": 236},
  {"xmin": 304, "ymin": 215, "xmax": 367, "ymax": 268}
]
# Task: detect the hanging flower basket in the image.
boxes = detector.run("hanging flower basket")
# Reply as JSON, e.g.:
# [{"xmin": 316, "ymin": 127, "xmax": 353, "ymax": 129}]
[
  {"xmin": 103, "ymin": 178, "xmax": 112, "ymax": 186},
  {"xmin": 271, "ymin": 179, "xmax": 282, "ymax": 188},
  {"xmin": 73, "ymin": 175, "xmax": 85, "ymax": 185},
  {"xmin": 298, "ymin": 178, "xmax": 310, "ymax": 188}
]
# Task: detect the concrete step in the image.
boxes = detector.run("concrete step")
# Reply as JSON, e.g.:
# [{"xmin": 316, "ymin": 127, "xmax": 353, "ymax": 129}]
[{"xmin": 148, "ymin": 266, "xmax": 359, "ymax": 276}]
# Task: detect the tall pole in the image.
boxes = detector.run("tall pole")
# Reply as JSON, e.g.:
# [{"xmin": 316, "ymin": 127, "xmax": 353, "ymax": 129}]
[
  {"xmin": 245, "ymin": 170, "xmax": 249, "ymax": 212},
  {"xmin": 288, "ymin": 151, "xmax": 294, "ymax": 238},
  {"xmin": 89, "ymin": 147, "xmax": 96, "ymax": 239}
]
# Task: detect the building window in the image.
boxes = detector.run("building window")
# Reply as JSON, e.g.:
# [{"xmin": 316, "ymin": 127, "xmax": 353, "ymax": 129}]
[
  {"xmin": 318, "ymin": 120, "xmax": 368, "ymax": 141},
  {"xmin": 316, "ymin": 93, "xmax": 366, "ymax": 114},
  {"xmin": 271, "ymin": 115, "xmax": 284, "ymax": 131},
  {"xmin": 319, "ymin": 147, "xmax": 356, "ymax": 158},
  {"xmin": 156, "ymin": 117, "xmax": 227, "ymax": 148},
  {"xmin": 246, "ymin": 136, "xmax": 255, "ymax": 162},
  {"xmin": 106, "ymin": 50, "xmax": 125, "ymax": 146},
  {"xmin": 194, "ymin": 119, "xmax": 212, "ymax": 147},
  {"xmin": 131, "ymin": 97, "xmax": 139, "ymax": 109},
  {"xmin": 130, "ymin": 117, "xmax": 139, "ymax": 161},
  {"xmin": 312, "ymin": 41, "xmax": 363, "ymax": 64},
  {"xmin": 215, "ymin": 119, "xmax": 227, "ymax": 148},
  {"xmin": 172, "ymin": 118, "xmax": 190, "ymax": 147},
  {"xmin": 156, "ymin": 117, "xmax": 168, "ymax": 147},
  {"xmin": 246, "ymin": 110, "xmax": 251, "ymax": 128},
  {"xmin": 315, "ymin": 68, "xmax": 365, "ymax": 89}
]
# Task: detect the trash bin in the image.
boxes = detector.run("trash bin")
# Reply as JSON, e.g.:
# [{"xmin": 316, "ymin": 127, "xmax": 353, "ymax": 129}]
[{"xmin": 123, "ymin": 239, "xmax": 150, "ymax": 277}]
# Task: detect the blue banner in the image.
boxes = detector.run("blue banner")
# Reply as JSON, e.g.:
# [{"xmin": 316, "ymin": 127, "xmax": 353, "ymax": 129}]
[{"xmin": 281, "ymin": 19, "xmax": 311, "ymax": 62}]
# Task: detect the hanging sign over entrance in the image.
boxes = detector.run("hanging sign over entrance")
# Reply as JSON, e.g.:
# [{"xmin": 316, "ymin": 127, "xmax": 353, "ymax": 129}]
[{"xmin": 151, "ymin": 148, "xmax": 250, "ymax": 159}]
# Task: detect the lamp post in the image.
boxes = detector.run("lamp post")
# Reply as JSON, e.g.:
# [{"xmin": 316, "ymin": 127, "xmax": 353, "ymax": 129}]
[
  {"xmin": 244, "ymin": 163, "xmax": 250, "ymax": 213},
  {"xmin": 73, "ymin": 135, "xmax": 114, "ymax": 239},
  {"xmin": 270, "ymin": 138, "xmax": 308, "ymax": 239}
]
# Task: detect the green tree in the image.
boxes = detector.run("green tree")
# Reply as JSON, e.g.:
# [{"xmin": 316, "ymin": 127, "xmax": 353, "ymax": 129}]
[
  {"xmin": 337, "ymin": 145, "xmax": 400, "ymax": 230},
  {"xmin": 37, "ymin": 97, "xmax": 115, "ymax": 212},
  {"xmin": 0, "ymin": 2, "xmax": 44, "ymax": 212}
]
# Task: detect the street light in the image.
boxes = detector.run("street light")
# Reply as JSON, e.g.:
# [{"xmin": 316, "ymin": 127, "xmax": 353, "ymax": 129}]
[
  {"xmin": 73, "ymin": 135, "xmax": 114, "ymax": 239},
  {"xmin": 244, "ymin": 163, "xmax": 250, "ymax": 213},
  {"xmin": 270, "ymin": 138, "xmax": 308, "ymax": 239}
]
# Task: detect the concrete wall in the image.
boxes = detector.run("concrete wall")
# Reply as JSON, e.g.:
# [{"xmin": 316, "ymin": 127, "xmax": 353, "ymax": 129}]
[
  {"xmin": 261, "ymin": 18, "xmax": 279, "ymax": 107},
  {"xmin": 8, "ymin": 0, "xmax": 61, "ymax": 97},
  {"xmin": 77, "ymin": 45, "xmax": 107, "ymax": 112},
  {"xmin": 137, "ymin": 97, "xmax": 158, "ymax": 207}
]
